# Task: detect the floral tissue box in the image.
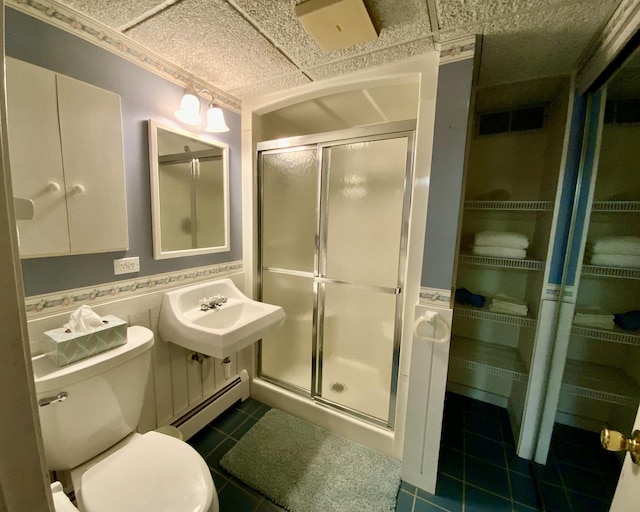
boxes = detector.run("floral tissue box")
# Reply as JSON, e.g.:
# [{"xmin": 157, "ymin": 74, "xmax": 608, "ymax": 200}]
[{"xmin": 44, "ymin": 315, "xmax": 127, "ymax": 366}]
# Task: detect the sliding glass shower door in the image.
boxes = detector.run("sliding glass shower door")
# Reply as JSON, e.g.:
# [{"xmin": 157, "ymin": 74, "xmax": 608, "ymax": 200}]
[
  {"xmin": 258, "ymin": 122, "xmax": 415, "ymax": 427},
  {"xmin": 260, "ymin": 148, "xmax": 318, "ymax": 392}
]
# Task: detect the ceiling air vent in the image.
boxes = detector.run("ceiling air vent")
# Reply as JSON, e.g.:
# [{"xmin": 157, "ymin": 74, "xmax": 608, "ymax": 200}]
[
  {"xmin": 295, "ymin": 0, "xmax": 378, "ymax": 52},
  {"xmin": 604, "ymin": 98, "xmax": 640, "ymax": 124},
  {"xmin": 477, "ymin": 105, "xmax": 546, "ymax": 136}
]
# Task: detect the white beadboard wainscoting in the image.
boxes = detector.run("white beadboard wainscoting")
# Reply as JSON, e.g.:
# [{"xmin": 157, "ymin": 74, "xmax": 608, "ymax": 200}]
[{"xmin": 25, "ymin": 263, "xmax": 251, "ymax": 435}]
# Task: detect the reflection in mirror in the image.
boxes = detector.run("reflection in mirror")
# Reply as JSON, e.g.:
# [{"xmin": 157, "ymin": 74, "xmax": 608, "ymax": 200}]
[
  {"xmin": 599, "ymin": 47, "xmax": 640, "ymax": 201},
  {"xmin": 536, "ymin": 42, "xmax": 640, "ymax": 510},
  {"xmin": 148, "ymin": 120, "xmax": 229, "ymax": 259}
]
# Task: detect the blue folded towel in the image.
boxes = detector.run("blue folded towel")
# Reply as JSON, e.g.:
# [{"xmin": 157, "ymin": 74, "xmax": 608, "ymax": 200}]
[
  {"xmin": 455, "ymin": 288, "xmax": 486, "ymax": 308},
  {"xmin": 614, "ymin": 310, "xmax": 640, "ymax": 331}
]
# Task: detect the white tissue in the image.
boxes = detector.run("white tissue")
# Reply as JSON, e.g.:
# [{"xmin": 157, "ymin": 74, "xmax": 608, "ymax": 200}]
[{"xmin": 63, "ymin": 305, "xmax": 105, "ymax": 333}]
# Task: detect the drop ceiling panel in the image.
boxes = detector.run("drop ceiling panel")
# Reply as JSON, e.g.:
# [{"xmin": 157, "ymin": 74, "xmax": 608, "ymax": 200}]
[
  {"xmin": 126, "ymin": 0, "xmax": 300, "ymax": 91},
  {"xmin": 306, "ymin": 38, "xmax": 436, "ymax": 82},
  {"xmin": 57, "ymin": 0, "xmax": 166, "ymax": 28},
  {"xmin": 477, "ymin": 0, "xmax": 619, "ymax": 86},
  {"xmin": 229, "ymin": 72, "xmax": 312, "ymax": 98},
  {"xmin": 27, "ymin": 0, "xmax": 626, "ymax": 101},
  {"xmin": 436, "ymin": 0, "xmax": 566, "ymax": 30}
]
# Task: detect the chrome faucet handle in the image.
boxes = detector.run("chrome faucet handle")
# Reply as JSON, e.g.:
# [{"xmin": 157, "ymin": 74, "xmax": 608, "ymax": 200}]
[{"xmin": 199, "ymin": 297, "xmax": 213, "ymax": 310}]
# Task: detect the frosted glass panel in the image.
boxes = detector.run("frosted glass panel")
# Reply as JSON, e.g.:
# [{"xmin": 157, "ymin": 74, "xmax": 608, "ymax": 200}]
[
  {"xmin": 195, "ymin": 159, "xmax": 226, "ymax": 247},
  {"xmin": 324, "ymin": 137, "xmax": 408, "ymax": 287},
  {"xmin": 262, "ymin": 150, "xmax": 318, "ymax": 272},
  {"xmin": 320, "ymin": 283, "xmax": 396, "ymax": 421},
  {"xmin": 159, "ymin": 162, "xmax": 192, "ymax": 251},
  {"xmin": 261, "ymin": 271, "xmax": 314, "ymax": 391}
]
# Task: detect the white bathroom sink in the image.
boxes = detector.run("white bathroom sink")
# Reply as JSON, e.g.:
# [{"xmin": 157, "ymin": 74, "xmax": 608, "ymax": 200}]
[{"xmin": 158, "ymin": 278, "xmax": 285, "ymax": 358}]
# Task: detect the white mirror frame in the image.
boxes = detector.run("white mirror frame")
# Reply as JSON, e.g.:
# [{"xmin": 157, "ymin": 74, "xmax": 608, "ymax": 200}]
[{"xmin": 148, "ymin": 119, "xmax": 230, "ymax": 259}]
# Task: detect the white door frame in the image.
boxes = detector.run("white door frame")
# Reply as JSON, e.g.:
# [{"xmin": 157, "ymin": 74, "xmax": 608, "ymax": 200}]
[{"xmin": 0, "ymin": 1, "xmax": 54, "ymax": 509}]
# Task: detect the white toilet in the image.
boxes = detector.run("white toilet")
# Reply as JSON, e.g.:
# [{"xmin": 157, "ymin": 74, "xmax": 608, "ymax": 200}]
[{"xmin": 32, "ymin": 325, "xmax": 219, "ymax": 512}]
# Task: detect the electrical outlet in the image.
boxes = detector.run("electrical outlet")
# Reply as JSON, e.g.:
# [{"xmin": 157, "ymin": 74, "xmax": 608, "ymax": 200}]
[{"xmin": 113, "ymin": 256, "xmax": 140, "ymax": 275}]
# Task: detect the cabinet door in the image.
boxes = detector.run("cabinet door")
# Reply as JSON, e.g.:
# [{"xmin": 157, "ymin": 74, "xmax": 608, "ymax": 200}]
[
  {"xmin": 6, "ymin": 57, "xmax": 70, "ymax": 256},
  {"xmin": 57, "ymin": 74, "xmax": 128, "ymax": 254}
]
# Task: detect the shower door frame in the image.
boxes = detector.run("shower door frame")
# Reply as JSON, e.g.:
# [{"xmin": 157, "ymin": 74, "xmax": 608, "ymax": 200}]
[{"xmin": 256, "ymin": 120, "xmax": 416, "ymax": 429}]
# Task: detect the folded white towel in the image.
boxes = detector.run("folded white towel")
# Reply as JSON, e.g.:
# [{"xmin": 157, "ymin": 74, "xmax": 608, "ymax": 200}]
[
  {"xmin": 592, "ymin": 236, "xmax": 640, "ymax": 256},
  {"xmin": 489, "ymin": 303, "xmax": 528, "ymax": 316},
  {"xmin": 474, "ymin": 231, "xmax": 529, "ymax": 250},
  {"xmin": 575, "ymin": 306, "xmax": 611, "ymax": 317},
  {"xmin": 472, "ymin": 245, "xmax": 527, "ymax": 259},
  {"xmin": 490, "ymin": 305, "xmax": 528, "ymax": 315},
  {"xmin": 590, "ymin": 253, "xmax": 640, "ymax": 268},
  {"xmin": 574, "ymin": 319, "xmax": 615, "ymax": 329},
  {"xmin": 574, "ymin": 307, "xmax": 615, "ymax": 329},
  {"xmin": 489, "ymin": 294, "xmax": 528, "ymax": 316}
]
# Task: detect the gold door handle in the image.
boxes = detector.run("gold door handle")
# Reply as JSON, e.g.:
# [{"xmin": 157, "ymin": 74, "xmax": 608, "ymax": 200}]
[{"xmin": 601, "ymin": 427, "xmax": 640, "ymax": 464}]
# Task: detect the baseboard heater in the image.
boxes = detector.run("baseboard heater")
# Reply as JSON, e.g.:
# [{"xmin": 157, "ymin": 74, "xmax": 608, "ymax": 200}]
[{"xmin": 172, "ymin": 369, "xmax": 250, "ymax": 440}]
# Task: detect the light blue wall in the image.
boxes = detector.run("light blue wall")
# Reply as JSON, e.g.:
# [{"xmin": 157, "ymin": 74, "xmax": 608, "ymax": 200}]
[
  {"xmin": 421, "ymin": 59, "xmax": 474, "ymax": 289},
  {"xmin": 6, "ymin": 8, "xmax": 242, "ymax": 296}
]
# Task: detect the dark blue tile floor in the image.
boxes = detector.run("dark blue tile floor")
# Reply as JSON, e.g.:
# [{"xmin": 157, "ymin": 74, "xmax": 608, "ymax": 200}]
[
  {"xmin": 187, "ymin": 392, "xmax": 621, "ymax": 511},
  {"xmin": 534, "ymin": 422, "xmax": 622, "ymax": 512}
]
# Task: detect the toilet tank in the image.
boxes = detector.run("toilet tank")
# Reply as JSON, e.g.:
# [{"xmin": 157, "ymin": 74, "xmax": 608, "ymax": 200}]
[{"xmin": 31, "ymin": 325, "xmax": 154, "ymax": 470}]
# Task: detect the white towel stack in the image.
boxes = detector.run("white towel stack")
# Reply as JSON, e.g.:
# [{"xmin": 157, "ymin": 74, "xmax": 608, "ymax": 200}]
[
  {"xmin": 573, "ymin": 306, "xmax": 615, "ymax": 330},
  {"xmin": 472, "ymin": 231, "xmax": 529, "ymax": 260},
  {"xmin": 489, "ymin": 293, "xmax": 529, "ymax": 316},
  {"xmin": 590, "ymin": 236, "xmax": 640, "ymax": 268}
]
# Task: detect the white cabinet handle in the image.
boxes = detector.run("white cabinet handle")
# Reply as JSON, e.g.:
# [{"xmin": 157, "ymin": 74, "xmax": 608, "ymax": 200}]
[
  {"xmin": 414, "ymin": 312, "xmax": 451, "ymax": 344},
  {"xmin": 71, "ymin": 184, "xmax": 86, "ymax": 194},
  {"xmin": 47, "ymin": 181, "xmax": 61, "ymax": 192}
]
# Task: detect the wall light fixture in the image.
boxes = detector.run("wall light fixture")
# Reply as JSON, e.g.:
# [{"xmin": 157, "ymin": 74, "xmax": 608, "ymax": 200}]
[{"xmin": 175, "ymin": 88, "xmax": 230, "ymax": 132}]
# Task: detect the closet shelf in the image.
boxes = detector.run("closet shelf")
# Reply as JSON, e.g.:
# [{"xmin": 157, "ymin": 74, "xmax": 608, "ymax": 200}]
[
  {"xmin": 561, "ymin": 359, "xmax": 640, "ymax": 407},
  {"xmin": 454, "ymin": 304, "xmax": 537, "ymax": 328},
  {"xmin": 571, "ymin": 325, "xmax": 640, "ymax": 346},
  {"xmin": 450, "ymin": 336, "xmax": 528, "ymax": 382},
  {"xmin": 591, "ymin": 201, "xmax": 640, "ymax": 212},
  {"xmin": 581, "ymin": 265, "xmax": 640, "ymax": 280},
  {"xmin": 464, "ymin": 200, "xmax": 554, "ymax": 211},
  {"xmin": 459, "ymin": 254, "xmax": 545, "ymax": 271}
]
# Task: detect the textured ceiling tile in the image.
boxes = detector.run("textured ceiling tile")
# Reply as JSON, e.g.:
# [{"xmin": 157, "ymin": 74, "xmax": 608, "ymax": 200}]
[
  {"xmin": 126, "ymin": 0, "xmax": 300, "ymax": 91},
  {"xmin": 232, "ymin": 0, "xmax": 432, "ymax": 69},
  {"xmin": 229, "ymin": 72, "xmax": 312, "ymax": 98},
  {"xmin": 477, "ymin": 0, "xmax": 619, "ymax": 86},
  {"xmin": 305, "ymin": 38, "xmax": 435, "ymax": 82},
  {"xmin": 436, "ymin": 0, "xmax": 567, "ymax": 30},
  {"xmin": 57, "ymin": 0, "xmax": 166, "ymax": 29}
]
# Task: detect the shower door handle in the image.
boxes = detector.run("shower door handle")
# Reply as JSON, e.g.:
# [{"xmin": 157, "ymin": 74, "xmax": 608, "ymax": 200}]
[{"xmin": 414, "ymin": 312, "xmax": 450, "ymax": 344}]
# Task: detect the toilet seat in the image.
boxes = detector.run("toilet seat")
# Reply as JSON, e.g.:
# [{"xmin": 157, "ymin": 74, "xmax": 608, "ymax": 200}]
[{"xmin": 80, "ymin": 431, "xmax": 214, "ymax": 512}]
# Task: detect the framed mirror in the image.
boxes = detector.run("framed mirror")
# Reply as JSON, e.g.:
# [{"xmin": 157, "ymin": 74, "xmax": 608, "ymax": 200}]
[{"xmin": 148, "ymin": 120, "xmax": 230, "ymax": 259}]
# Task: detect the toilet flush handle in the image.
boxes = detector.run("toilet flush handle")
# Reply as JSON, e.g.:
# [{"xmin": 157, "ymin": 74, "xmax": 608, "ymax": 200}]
[{"xmin": 38, "ymin": 391, "xmax": 68, "ymax": 407}]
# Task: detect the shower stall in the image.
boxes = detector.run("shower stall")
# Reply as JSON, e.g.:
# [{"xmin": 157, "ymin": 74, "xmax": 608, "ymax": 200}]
[{"xmin": 256, "ymin": 121, "xmax": 415, "ymax": 428}]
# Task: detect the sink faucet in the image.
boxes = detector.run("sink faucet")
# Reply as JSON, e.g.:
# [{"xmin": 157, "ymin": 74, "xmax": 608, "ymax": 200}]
[{"xmin": 199, "ymin": 295, "xmax": 228, "ymax": 311}]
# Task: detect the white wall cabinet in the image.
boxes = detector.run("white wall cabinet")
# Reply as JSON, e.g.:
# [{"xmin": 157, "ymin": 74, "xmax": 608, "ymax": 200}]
[{"xmin": 6, "ymin": 57, "xmax": 128, "ymax": 258}]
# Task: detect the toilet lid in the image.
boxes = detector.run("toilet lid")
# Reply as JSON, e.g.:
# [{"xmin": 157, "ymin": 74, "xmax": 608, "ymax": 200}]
[{"xmin": 81, "ymin": 431, "xmax": 213, "ymax": 512}]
